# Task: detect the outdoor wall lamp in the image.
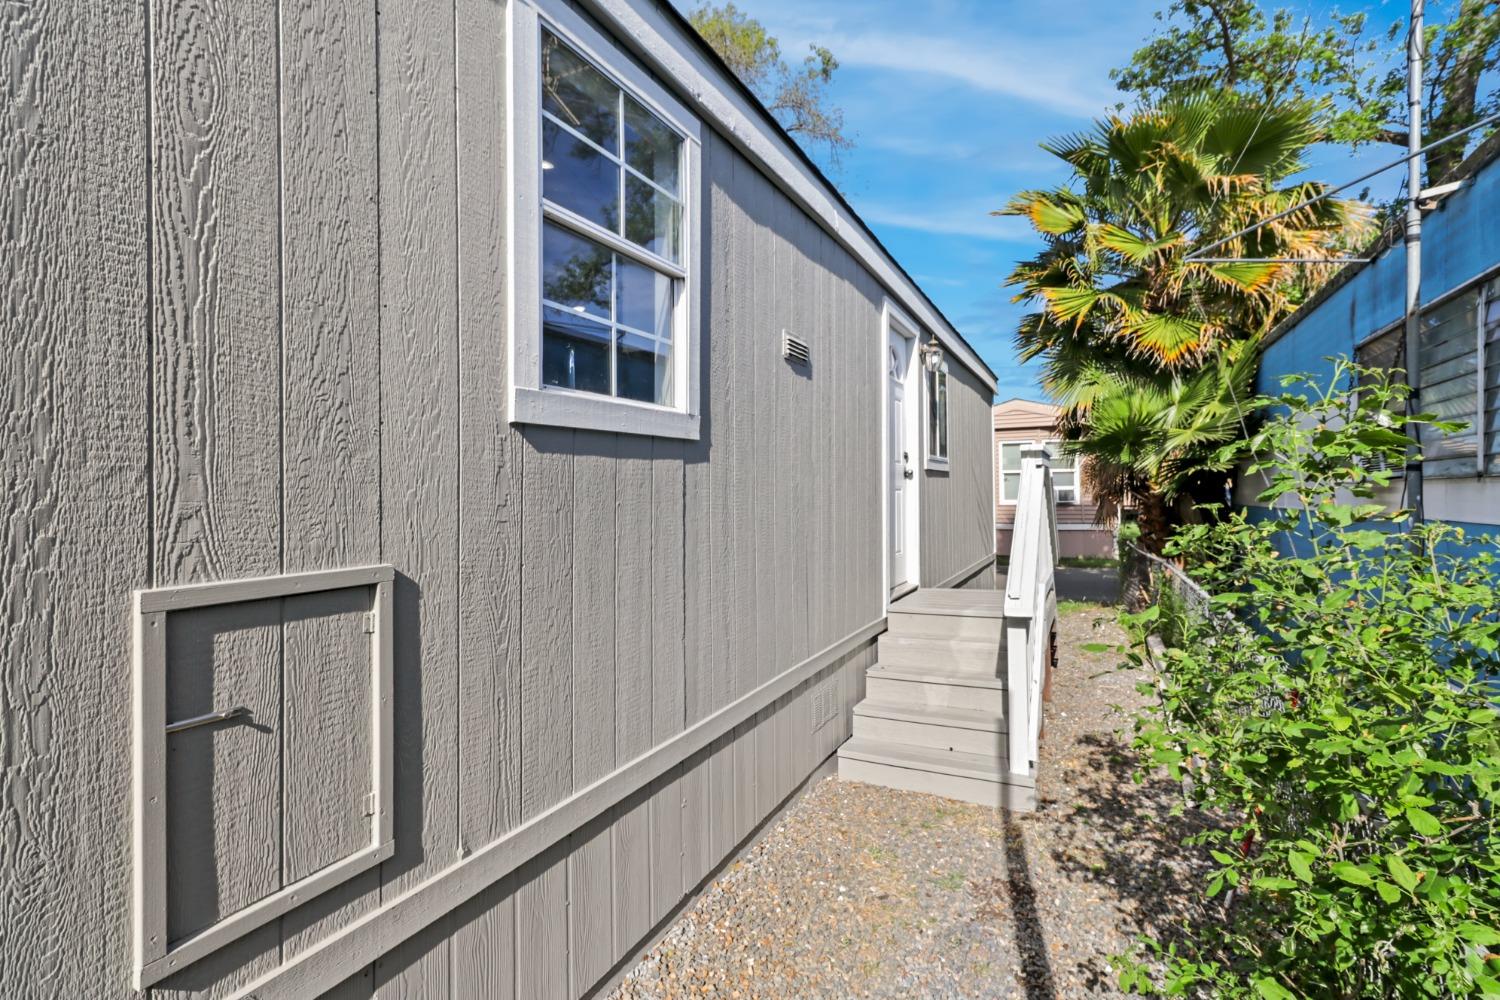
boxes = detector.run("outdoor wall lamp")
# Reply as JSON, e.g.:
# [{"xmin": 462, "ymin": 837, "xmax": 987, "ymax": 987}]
[{"xmin": 919, "ymin": 340, "xmax": 944, "ymax": 373}]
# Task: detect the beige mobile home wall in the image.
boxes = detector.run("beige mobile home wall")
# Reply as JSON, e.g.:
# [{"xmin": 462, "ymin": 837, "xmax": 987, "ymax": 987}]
[{"xmin": 0, "ymin": 1, "xmax": 995, "ymax": 997}]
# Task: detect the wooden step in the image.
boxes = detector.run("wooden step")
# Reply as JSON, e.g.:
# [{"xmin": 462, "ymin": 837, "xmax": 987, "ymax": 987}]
[
  {"xmin": 864, "ymin": 664, "xmax": 1007, "ymax": 713},
  {"xmin": 877, "ymin": 633, "xmax": 1001, "ymax": 675},
  {"xmin": 836, "ymin": 737, "xmax": 1036, "ymax": 811},
  {"xmin": 887, "ymin": 610, "xmax": 1005, "ymax": 642},
  {"xmin": 852, "ymin": 701, "xmax": 1006, "ymax": 755}
]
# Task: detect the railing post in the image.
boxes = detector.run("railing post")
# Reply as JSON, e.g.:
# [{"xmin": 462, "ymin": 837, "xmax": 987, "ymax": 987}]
[{"xmin": 1002, "ymin": 454, "xmax": 1058, "ymax": 784}]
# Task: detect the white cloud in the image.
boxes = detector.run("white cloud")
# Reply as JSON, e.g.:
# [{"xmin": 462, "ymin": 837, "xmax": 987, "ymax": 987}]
[
  {"xmin": 858, "ymin": 202, "xmax": 1032, "ymax": 242},
  {"xmin": 809, "ymin": 30, "xmax": 1118, "ymax": 118}
]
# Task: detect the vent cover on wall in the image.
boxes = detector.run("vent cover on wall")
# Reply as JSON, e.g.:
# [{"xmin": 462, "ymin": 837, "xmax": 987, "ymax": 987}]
[
  {"xmin": 782, "ymin": 331, "xmax": 810, "ymax": 366},
  {"xmin": 811, "ymin": 672, "xmax": 839, "ymax": 732}
]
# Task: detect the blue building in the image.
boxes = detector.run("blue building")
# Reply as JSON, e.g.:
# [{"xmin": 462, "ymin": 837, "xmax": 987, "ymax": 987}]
[{"xmin": 1245, "ymin": 132, "xmax": 1500, "ymax": 538}]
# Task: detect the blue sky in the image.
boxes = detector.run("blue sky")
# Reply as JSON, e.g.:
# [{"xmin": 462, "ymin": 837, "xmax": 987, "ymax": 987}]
[{"xmin": 676, "ymin": 0, "xmax": 1417, "ymax": 401}]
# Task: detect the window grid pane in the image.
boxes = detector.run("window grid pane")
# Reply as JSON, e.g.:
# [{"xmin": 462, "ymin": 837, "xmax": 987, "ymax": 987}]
[{"xmin": 538, "ymin": 30, "xmax": 684, "ymax": 409}]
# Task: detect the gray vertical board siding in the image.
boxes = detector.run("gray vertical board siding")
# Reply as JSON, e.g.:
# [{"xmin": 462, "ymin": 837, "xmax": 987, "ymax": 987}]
[
  {"xmin": 568, "ymin": 814, "xmax": 615, "ymax": 994},
  {"xmin": 682, "ymin": 130, "xmax": 714, "ymax": 729},
  {"xmin": 680, "ymin": 749, "xmax": 712, "ymax": 893},
  {"xmin": 515, "ymin": 843, "xmax": 569, "ymax": 1000},
  {"xmin": 647, "ymin": 769, "xmax": 685, "ymax": 927},
  {"xmin": 276, "ymin": 0, "xmax": 381, "ymax": 960},
  {"xmin": 650, "ymin": 437, "xmax": 686, "ymax": 745},
  {"xmin": 456, "ymin": 0, "xmax": 523, "ymax": 855},
  {"xmin": 707, "ymin": 129, "xmax": 738, "ymax": 718},
  {"xmin": 374, "ymin": 0, "xmax": 460, "ymax": 969},
  {"xmin": 0, "ymin": 2, "xmax": 146, "ymax": 994},
  {"xmin": 372, "ymin": 0, "xmax": 460, "ymax": 992},
  {"xmin": 920, "ymin": 361, "xmax": 996, "ymax": 587},
  {"xmin": 520, "ymin": 428, "xmax": 574, "ymax": 820},
  {"xmin": 614, "ymin": 439, "xmax": 654, "ymax": 955},
  {"xmin": 572, "ymin": 434, "xmax": 617, "ymax": 791},
  {"xmin": 450, "ymin": 875, "xmax": 517, "ymax": 1000},
  {"xmin": 150, "ymin": 0, "xmax": 284, "ymax": 991},
  {"xmin": 616, "ymin": 436, "xmax": 653, "ymax": 763}
]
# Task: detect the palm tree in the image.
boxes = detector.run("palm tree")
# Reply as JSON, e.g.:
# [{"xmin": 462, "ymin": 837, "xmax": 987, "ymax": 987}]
[{"xmin": 1001, "ymin": 95, "xmax": 1369, "ymax": 555}]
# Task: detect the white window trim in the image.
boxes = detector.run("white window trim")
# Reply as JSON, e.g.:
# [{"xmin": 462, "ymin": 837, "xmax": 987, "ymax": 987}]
[
  {"xmin": 507, "ymin": 0, "xmax": 703, "ymax": 440},
  {"xmin": 924, "ymin": 357, "xmax": 950, "ymax": 471},
  {"xmin": 1045, "ymin": 440, "xmax": 1081, "ymax": 505},
  {"xmin": 997, "ymin": 438, "xmax": 1031, "ymax": 505}
]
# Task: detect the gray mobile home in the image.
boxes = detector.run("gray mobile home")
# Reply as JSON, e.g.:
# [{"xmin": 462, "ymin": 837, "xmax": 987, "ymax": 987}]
[{"xmin": 1, "ymin": 0, "xmax": 1002, "ymax": 996}]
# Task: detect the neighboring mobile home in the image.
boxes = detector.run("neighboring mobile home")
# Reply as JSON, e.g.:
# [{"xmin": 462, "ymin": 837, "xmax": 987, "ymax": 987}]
[
  {"xmin": 993, "ymin": 399, "xmax": 1118, "ymax": 559},
  {"xmin": 1, "ymin": 0, "xmax": 1000, "ymax": 997},
  {"xmin": 1246, "ymin": 132, "xmax": 1500, "ymax": 541}
]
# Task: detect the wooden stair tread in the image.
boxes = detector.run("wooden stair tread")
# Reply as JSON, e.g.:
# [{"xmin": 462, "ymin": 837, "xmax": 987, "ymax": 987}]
[
  {"xmin": 852, "ymin": 700, "xmax": 1004, "ymax": 732},
  {"xmin": 889, "ymin": 588, "xmax": 1007, "ymax": 619},
  {"xmin": 866, "ymin": 663, "xmax": 1007, "ymax": 689},
  {"xmin": 837, "ymin": 738, "xmax": 1034, "ymax": 788}
]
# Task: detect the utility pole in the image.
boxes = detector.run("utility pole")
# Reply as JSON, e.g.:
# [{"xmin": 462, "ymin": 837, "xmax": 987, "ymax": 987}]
[{"xmin": 1404, "ymin": 0, "xmax": 1425, "ymax": 521}]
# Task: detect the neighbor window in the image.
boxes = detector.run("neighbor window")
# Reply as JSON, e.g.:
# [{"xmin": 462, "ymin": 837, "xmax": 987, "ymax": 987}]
[
  {"xmin": 999, "ymin": 441, "xmax": 1025, "ymax": 503},
  {"xmin": 1042, "ymin": 440, "xmax": 1079, "ymax": 504},
  {"xmin": 998, "ymin": 440, "xmax": 1077, "ymax": 504},
  {"xmin": 510, "ymin": 2, "xmax": 702, "ymax": 439},
  {"xmin": 926, "ymin": 363, "xmax": 949, "ymax": 468},
  {"xmin": 1354, "ymin": 275, "xmax": 1500, "ymax": 478}
]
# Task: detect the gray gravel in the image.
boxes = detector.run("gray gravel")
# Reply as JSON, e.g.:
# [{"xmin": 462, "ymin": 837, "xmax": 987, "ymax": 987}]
[{"xmin": 607, "ymin": 603, "xmax": 1218, "ymax": 999}]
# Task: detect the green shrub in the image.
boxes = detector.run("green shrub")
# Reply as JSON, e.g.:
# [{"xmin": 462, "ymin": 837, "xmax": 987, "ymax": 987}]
[{"xmin": 1114, "ymin": 361, "xmax": 1500, "ymax": 998}]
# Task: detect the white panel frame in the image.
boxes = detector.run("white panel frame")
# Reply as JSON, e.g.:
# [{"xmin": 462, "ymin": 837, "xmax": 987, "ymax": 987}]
[
  {"xmin": 131, "ymin": 565, "xmax": 396, "ymax": 989},
  {"xmin": 923, "ymin": 359, "xmax": 950, "ymax": 472},
  {"xmin": 508, "ymin": 0, "xmax": 704, "ymax": 440}
]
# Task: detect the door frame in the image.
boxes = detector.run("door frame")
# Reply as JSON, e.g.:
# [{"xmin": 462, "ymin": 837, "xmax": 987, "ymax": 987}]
[{"xmin": 880, "ymin": 300, "xmax": 922, "ymax": 606}]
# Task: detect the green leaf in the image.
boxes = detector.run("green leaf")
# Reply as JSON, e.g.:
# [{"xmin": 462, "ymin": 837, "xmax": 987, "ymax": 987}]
[
  {"xmin": 1288, "ymin": 851, "xmax": 1314, "ymax": 883},
  {"xmin": 1406, "ymin": 807, "xmax": 1443, "ymax": 836},
  {"xmin": 1374, "ymin": 880, "xmax": 1401, "ymax": 904},
  {"xmin": 1081, "ymin": 642, "xmax": 1113, "ymax": 653},
  {"xmin": 1252, "ymin": 976, "xmax": 1295, "ymax": 1000},
  {"xmin": 1331, "ymin": 861, "xmax": 1372, "ymax": 886},
  {"xmin": 1457, "ymin": 922, "xmax": 1500, "ymax": 946},
  {"xmin": 1385, "ymin": 854, "xmax": 1419, "ymax": 893},
  {"xmin": 1253, "ymin": 876, "xmax": 1298, "ymax": 890}
]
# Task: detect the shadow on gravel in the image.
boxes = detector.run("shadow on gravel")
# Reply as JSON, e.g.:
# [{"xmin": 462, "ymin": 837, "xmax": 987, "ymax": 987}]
[
  {"xmin": 971, "ymin": 812, "xmax": 1058, "ymax": 1000},
  {"xmin": 1001, "ymin": 812, "xmax": 1058, "ymax": 1000},
  {"xmin": 1048, "ymin": 732, "xmax": 1223, "ymax": 984}
]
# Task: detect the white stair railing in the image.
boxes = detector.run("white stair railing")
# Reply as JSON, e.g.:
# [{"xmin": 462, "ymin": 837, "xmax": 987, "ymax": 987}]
[{"xmin": 1003, "ymin": 451, "xmax": 1058, "ymax": 783}]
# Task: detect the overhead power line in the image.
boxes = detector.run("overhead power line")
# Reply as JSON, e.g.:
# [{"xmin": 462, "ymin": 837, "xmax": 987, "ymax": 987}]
[{"xmin": 1184, "ymin": 110, "xmax": 1500, "ymax": 264}]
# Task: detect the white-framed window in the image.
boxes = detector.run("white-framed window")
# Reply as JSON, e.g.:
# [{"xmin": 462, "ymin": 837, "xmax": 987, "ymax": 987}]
[
  {"xmin": 998, "ymin": 440, "xmax": 1026, "ymax": 504},
  {"xmin": 998, "ymin": 439, "xmax": 1079, "ymax": 504},
  {"xmin": 508, "ymin": 0, "xmax": 703, "ymax": 439},
  {"xmin": 1042, "ymin": 440, "xmax": 1080, "ymax": 504},
  {"xmin": 926, "ymin": 362, "xmax": 949, "ymax": 469}
]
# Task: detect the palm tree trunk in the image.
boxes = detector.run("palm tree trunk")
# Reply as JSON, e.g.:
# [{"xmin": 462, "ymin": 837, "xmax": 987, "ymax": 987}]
[{"xmin": 1124, "ymin": 489, "xmax": 1171, "ymax": 610}]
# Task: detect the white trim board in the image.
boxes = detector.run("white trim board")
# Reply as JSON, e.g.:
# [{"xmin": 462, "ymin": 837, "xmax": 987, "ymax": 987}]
[
  {"xmin": 507, "ymin": 0, "xmax": 705, "ymax": 440},
  {"xmin": 224, "ymin": 617, "xmax": 887, "ymax": 999},
  {"xmin": 577, "ymin": 0, "xmax": 997, "ymax": 393}
]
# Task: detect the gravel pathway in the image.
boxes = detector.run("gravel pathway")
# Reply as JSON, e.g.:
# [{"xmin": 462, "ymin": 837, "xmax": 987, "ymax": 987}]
[{"xmin": 607, "ymin": 603, "xmax": 1218, "ymax": 999}]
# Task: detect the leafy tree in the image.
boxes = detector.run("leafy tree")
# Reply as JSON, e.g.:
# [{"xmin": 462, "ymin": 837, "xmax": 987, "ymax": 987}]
[
  {"xmin": 1112, "ymin": 0, "xmax": 1500, "ymax": 182},
  {"xmin": 1113, "ymin": 364, "xmax": 1500, "ymax": 998},
  {"xmin": 689, "ymin": 3, "xmax": 853, "ymax": 164},
  {"xmin": 1001, "ymin": 95, "xmax": 1368, "ymax": 551}
]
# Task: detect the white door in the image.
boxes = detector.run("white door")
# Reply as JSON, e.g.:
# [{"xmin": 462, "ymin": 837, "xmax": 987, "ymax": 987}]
[{"xmin": 888, "ymin": 332, "xmax": 913, "ymax": 591}]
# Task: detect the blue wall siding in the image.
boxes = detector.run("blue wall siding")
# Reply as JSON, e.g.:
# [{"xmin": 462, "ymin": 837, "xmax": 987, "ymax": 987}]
[
  {"xmin": 1259, "ymin": 154, "xmax": 1500, "ymax": 396},
  {"xmin": 1253, "ymin": 148, "xmax": 1500, "ymax": 531}
]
